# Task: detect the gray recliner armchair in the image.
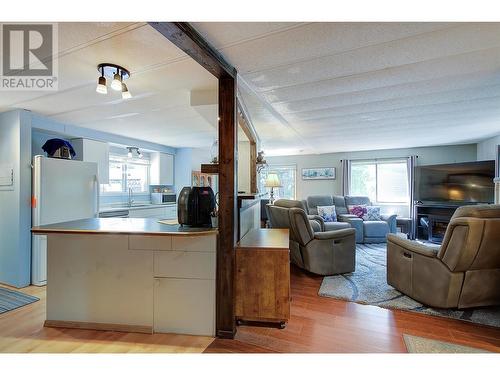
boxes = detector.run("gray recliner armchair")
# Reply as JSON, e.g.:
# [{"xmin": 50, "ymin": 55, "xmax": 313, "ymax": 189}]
[
  {"xmin": 387, "ymin": 205, "xmax": 500, "ymax": 309},
  {"xmin": 306, "ymin": 195, "xmax": 397, "ymax": 243},
  {"xmin": 267, "ymin": 199, "xmax": 356, "ymax": 275}
]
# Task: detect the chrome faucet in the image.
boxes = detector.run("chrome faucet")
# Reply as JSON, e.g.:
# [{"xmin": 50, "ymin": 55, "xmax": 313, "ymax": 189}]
[{"xmin": 127, "ymin": 187, "xmax": 134, "ymax": 207}]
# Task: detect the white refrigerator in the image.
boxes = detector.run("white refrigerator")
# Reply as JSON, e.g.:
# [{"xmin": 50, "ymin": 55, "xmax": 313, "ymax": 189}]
[{"xmin": 32, "ymin": 155, "xmax": 99, "ymax": 286}]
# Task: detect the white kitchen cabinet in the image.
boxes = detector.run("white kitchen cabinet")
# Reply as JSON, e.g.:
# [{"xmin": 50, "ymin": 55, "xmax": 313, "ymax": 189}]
[
  {"xmin": 128, "ymin": 205, "xmax": 177, "ymax": 219},
  {"xmin": 154, "ymin": 278, "xmax": 215, "ymax": 336},
  {"xmin": 150, "ymin": 152, "xmax": 174, "ymax": 185},
  {"xmin": 71, "ymin": 138, "xmax": 110, "ymax": 184}
]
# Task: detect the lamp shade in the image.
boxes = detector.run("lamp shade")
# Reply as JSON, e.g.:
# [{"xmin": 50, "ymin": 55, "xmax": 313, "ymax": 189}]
[{"xmin": 264, "ymin": 173, "xmax": 282, "ymax": 188}]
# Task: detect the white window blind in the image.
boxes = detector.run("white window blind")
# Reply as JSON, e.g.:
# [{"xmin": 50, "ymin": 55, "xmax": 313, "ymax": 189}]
[
  {"xmin": 350, "ymin": 158, "xmax": 409, "ymax": 203},
  {"xmin": 101, "ymin": 154, "xmax": 150, "ymax": 194}
]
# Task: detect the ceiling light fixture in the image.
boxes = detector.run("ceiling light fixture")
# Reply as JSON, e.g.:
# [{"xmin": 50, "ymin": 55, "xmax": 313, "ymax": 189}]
[
  {"xmin": 111, "ymin": 71, "xmax": 122, "ymax": 91},
  {"xmin": 121, "ymin": 82, "xmax": 132, "ymax": 100},
  {"xmin": 126, "ymin": 146, "xmax": 142, "ymax": 158},
  {"xmin": 96, "ymin": 66, "xmax": 107, "ymax": 94},
  {"xmin": 96, "ymin": 63, "xmax": 132, "ymax": 99}
]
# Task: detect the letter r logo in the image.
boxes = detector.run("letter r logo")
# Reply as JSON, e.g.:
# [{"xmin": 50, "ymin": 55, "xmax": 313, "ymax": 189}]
[{"xmin": 2, "ymin": 24, "xmax": 53, "ymax": 76}]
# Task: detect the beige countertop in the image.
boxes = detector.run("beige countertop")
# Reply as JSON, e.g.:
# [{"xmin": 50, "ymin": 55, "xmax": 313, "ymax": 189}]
[{"xmin": 32, "ymin": 218, "xmax": 217, "ymax": 236}]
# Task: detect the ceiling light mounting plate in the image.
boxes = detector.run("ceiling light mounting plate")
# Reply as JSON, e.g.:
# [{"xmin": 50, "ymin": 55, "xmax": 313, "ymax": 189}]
[{"xmin": 98, "ymin": 63, "xmax": 131, "ymax": 80}]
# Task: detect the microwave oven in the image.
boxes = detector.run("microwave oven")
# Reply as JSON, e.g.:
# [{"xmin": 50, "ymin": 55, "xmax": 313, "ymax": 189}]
[{"xmin": 151, "ymin": 192, "xmax": 176, "ymax": 204}]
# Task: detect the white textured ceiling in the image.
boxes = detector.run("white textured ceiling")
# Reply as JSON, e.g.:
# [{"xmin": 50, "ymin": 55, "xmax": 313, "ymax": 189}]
[
  {"xmin": 193, "ymin": 22, "xmax": 500, "ymax": 155},
  {"xmin": 0, "ymin": 22, "xmax": 218, "ymax": 148}
]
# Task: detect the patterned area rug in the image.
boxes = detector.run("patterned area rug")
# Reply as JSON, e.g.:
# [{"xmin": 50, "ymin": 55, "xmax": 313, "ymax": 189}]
[
  {"xmin": 403, "ymin": 334, "xmax": 490, "ymax": 353},
  {"xmin": 318, "ymin": 243, "xmax": 500, "ymax": 328},
  {"xmin": 0, "ymin": 287, "xmax": 39, "ymax": 314}
]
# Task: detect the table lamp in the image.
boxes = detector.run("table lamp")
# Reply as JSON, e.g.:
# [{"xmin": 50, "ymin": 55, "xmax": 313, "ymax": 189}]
[{"xmin": 264, "ymin": 173, "xmax": 282, "ymax": 204}]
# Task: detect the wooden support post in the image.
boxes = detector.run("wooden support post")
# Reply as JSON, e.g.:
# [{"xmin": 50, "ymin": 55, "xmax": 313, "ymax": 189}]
[
  {"xmin": 217, "ymin": 73, "xmax": 238, "ymax": 338},
  {"xmin": 148, "ymin": 22, "xmax": 238, "ymax": 339}
]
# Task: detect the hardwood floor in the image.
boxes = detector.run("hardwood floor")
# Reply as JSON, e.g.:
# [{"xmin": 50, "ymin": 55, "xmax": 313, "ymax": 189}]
[
  {"xmin": 0, "ymin": 284, "xmax": 214, "ymax": 353},
  {"xmin": 204, "ymin": 266, "xmax": 500, "ymax": 353},
  {"xmin": 2, "ymin": 267, "xmax": 499, "ymax": 353}
]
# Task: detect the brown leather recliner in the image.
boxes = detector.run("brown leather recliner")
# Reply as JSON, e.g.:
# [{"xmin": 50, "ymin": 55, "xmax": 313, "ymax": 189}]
[{"xmin": 387, "ymin": 205, "xmax": 500, "ymax": 309}]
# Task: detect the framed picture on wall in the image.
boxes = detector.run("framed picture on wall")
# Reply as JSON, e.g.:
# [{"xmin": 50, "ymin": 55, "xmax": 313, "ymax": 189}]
[{"xmin": 301, "ymin": 167, "xmax": 336, "ymax": 180}]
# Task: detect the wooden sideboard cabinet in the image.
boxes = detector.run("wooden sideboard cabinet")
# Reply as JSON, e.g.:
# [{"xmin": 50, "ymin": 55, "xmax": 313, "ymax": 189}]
[{"xmin": 235, "ymin": 228, "xmax": 290, "ymax": 328}]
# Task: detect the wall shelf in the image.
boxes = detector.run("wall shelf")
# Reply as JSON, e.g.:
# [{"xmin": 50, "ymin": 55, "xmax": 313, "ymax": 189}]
[{"xmin": 201, "ymin": 163, "xmax": 219, "ymax": 174}]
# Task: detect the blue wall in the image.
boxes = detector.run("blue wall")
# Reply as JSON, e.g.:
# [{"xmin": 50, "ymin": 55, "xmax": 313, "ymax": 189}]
[
  {"xmin": 0, "ymin": 110, "xmax": 32, "ymax": 287},
  {"xmin": 175, "ymin": 148, "xmax": 193, "ymax": 195}
]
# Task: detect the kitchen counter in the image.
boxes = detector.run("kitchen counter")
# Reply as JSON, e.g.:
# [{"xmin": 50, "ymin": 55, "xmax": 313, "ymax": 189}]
[
  {"xmin": 33, "ymin": 218, "xmax": 217, "ymax": 336},
  {"xmin": 99, "ymin": 202, "xmax": 176, "ymax": 213},
  {"xmin": 32, "ymin": 218, "xmax": 216, "ymax": 236}
]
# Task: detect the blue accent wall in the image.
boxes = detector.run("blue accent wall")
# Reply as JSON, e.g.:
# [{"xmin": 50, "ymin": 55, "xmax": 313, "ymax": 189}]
[
  {"xmin": 0, "ymin": 110, "xmax": 32, "ymax": 287},
  {"xmin": 174, "ymin": 148, "xmax": 193, "ymax": 195}
]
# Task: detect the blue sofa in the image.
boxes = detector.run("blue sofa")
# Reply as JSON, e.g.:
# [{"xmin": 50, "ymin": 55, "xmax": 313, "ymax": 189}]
[{"xmin": 305, "ymin": 195, "xmax": 397, "ymax": 243}]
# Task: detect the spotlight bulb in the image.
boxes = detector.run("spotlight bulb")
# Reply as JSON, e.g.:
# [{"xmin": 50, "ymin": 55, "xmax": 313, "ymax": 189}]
[
  {"xmin": 121, "ymin": 82, "xmax": 132, "ymax": 99},
  {"xmin": 111, "ymin": 72, "xmax": 122, "ymax": 91},
  {"xmin": 96, "ymin": 76, "xmax": 107, "ymax": 94}
]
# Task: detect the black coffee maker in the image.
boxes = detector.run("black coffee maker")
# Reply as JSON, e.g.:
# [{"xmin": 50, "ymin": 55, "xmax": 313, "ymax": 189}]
[{"xmin": 177, "ymin": 186, "xmax": 216, "ymax": 227}]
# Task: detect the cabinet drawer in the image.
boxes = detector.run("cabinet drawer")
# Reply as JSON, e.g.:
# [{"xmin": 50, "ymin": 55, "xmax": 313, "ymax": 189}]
[
  {"xmin": 129, "ymin": 235, "xmax": 172, "ymax": 250},
  {"xmin": 172, "ymin": 234, "xmax": 216, "ymax": 252},
  {"xmin": 154, "ymin": 251, "xmax": 215, "ymax": 279},
  {"xmin": 154, "ymin": 278, "xmax": 215, "ymax": 336}
]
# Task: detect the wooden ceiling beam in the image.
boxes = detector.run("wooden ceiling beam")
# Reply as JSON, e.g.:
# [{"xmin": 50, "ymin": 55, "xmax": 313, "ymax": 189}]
[{"xmin": 149, "ymin": 22, "xmax": 236, "ymax": 79}]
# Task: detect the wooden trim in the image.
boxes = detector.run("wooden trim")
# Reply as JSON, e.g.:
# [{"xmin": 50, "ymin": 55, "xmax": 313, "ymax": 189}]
[
  {"xmin": 237, "ymin": 97, "xmax": 259, "ymax": 144},
  {"xmin": 249, "ymin": 142, "xmax": 257, "ymax": 193},
  {"xmin": 148, "ymin": 22, "xmax": 236, "ymax": 79},
  {"xmin": 44, "ymin": 320, "xmax": 153, "ymax": 334},
  {"xmin": 238, "ymin": 109, "xmax": 257, "ymax": 193},
  {"xmin": 201, "ymin": 163, "xmax": 219, "ymax": 174},
  {"xmin": 238, "ymin": 112, "xmax": 256, "ymax": 144},
  {"xmin": 216, "ymin": 74, "xmax": 237, "ymax": 339}
]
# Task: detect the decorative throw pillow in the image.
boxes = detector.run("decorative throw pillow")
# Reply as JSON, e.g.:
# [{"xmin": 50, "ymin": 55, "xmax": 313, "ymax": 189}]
[
  {"xmin": 317, "ymin": 205, "xmax": 337, "ymax": 222},
  {"xmin": 362, "ymin": 206, "xmax": 382, "ymax": 221},
  {"xmin": 348, "ymin": 204, "xmax": 367, "ymax": 219}
]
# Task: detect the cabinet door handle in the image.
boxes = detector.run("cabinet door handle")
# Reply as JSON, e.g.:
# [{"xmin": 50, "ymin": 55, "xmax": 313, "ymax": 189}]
[{"xmin": 403, "ymin": 252, "xmax": 412, "ymax": 259}]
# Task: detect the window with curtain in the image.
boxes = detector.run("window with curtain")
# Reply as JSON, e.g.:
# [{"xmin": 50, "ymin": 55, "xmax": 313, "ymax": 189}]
[
  {"xmin": 259, "ymin": 165, "xmax": 297, "ymax": 200},
  {"xmin": 101, "ymin": 154, "xmax": 150, "ymax": 194},
  {"xmin": 350, "ymin": 159, "xmax": 409, "ymax": 203}
]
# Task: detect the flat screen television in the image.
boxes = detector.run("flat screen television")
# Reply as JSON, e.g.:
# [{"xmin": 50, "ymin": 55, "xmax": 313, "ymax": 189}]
[{"xmin": 415, "ymin": 160, "xmax": 495, "ymax": 204}]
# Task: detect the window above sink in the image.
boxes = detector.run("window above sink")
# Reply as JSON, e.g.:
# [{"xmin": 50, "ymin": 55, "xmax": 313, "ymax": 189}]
[{"xmin": 101, "ymin": 153, "xmax": 151, "ymax": 194}]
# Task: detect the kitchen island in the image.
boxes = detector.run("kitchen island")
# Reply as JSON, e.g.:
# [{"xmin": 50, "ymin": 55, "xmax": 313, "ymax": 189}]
[{"xmin": 31, "ymin": 218, "xmax": 217, "ymax": 336}]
